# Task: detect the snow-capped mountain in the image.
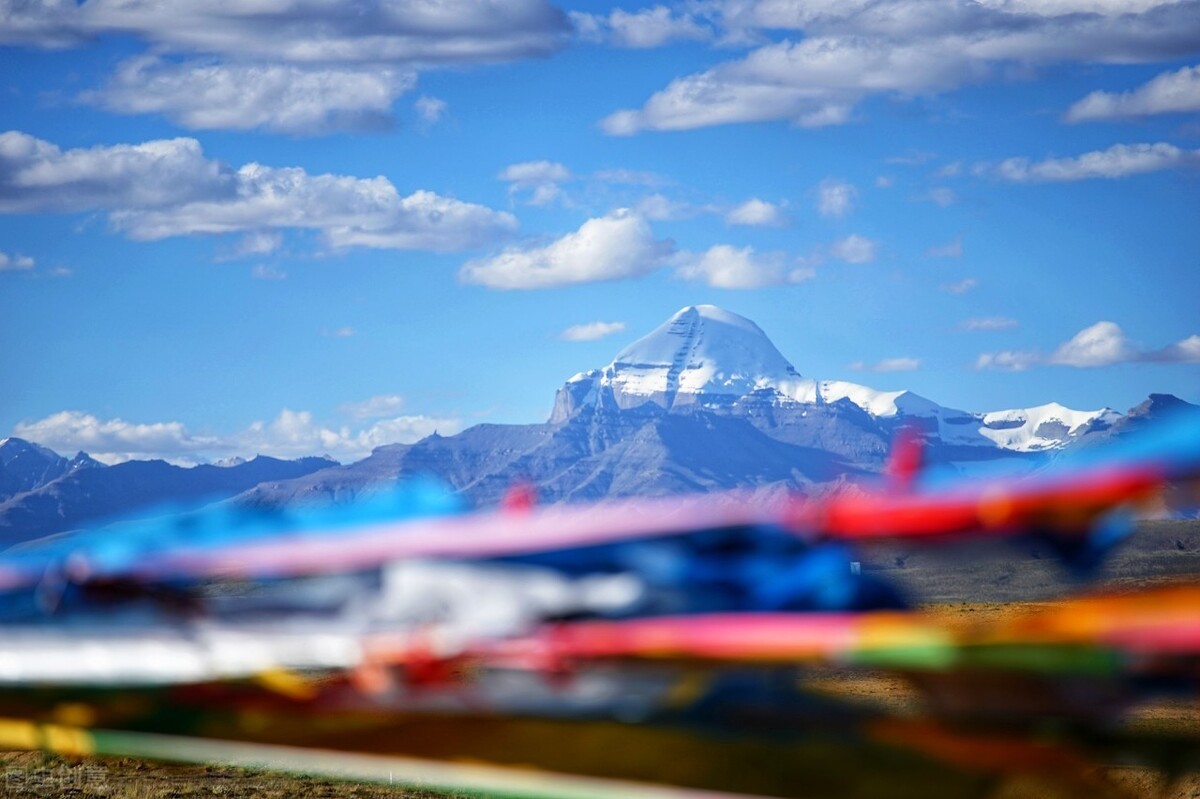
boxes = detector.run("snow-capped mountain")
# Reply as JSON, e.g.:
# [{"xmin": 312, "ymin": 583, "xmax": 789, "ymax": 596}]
[
  {"xmin": 553, "ymin": 304, "xmax": 813, "ymax": 415},
  {"xmin": 553, "ymin": 305, "xmax": 1117, "ymax": 456},
  {"xmin": 3, "ymin": 305, "xmax": 1194, "ymax": 540}
]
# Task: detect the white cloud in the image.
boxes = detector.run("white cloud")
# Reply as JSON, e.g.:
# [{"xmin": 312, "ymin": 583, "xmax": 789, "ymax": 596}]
[
  {"xmin": 250, "ymin": 263, "xmax": 286, "ymax": 281},
  {"xmin": 82, "ymin": 57, "xmax": 415, "ymax": 134},
  {"xmin": 11, "ymin": 406, "xmax": 463, "ymax": 464},
  {"xmin": 339, "ymin": 394, "xmax": 406, "ymax": 420},
  {"xmin": 322, "ymin": 326, "xmax": 357, "ymax": 338},
  {"xmin": 1050, "ymin": 320, "xmax": 1137, "ymax": 366},
  {"xmin": 573, "ymin": 6, "xmax": 710, "ymax": 48},
  {"xmin": 12, "ymin": 410, "xmax": 222, "ymax": 465},
  {"xmin": 850, "ymin": 357, "xmax": 921, "ymax": 372},
  {"xmin": 498, "ymin": 160, "xmax": 573, "ymax": 206},
  {"xmin": 0, "ymin": 131, "xmax": 516, "ymax": 252},
  {"xmin": 975, "ymin": 350, "xmax": 1037, "ymax": 371},
  {"xmin": 415, "ymin": 95, "xmax": 448, "ymax": 126},
  {"xmin": 817, "ymin": 179, "xmax": 857, "ymax": 219},
  {"xmin": 926, "ymin": 237, "xmax": 963, "ymax": 258},
  {"xmin": 560, "ymin": 321, "xmax": 627, "ymax": 341},
  {"xmin": 498, "ymin": 160, "xmax": 572, "ymax": 184},
  {"xmin": 1066, "ymin": 64, "xmax": 1200, "ymax": 122},
  {"xmin": 977, "ymin": 321, "xmax": 1200, "ymax": 369},
  {"xmin": 676, "ymin": 244, "xmax": 813, "ymax": 289},
  {"xmin": 3, "ymin": 1, "xmax": 568, "ymax": 133},
  {"xmin": 230, "ymin": 231, "xmax": 282, "ymax": 259},
  {"xmin": 0, "ymin": 131, "xmax": 229, "ymax": 213},
  {"xmin": 239, "ymin": 409, "xmax": 462, "ymax": 462},
  {"xmin": 7, "ymin": 0, "xmax": 569, "ymax": 64},
  {"xmin": 726, "ymin": 197, "xmax": 787, "ymax": 227},
  {"xmin": 961, "ymin": 316, "xmax": 1017, "ymax": 331},
  {"xmin": 600, "ymin": 1, "xmax": 1200, "ymax": 134},
  {"xmin": 460, "ymin": 209, "xmax": 674, "ymax": 290},
  {"xmin": 941, "ymin": 278, "xmax": 978, "ymax": 294},
  {"xmin": 636, "ymin": 193, "xmax": 696, "ymax": 221},
  {"xmin": 921, "ymin": 187, "xmax": 959, "ymax": 207},
  {"xmin": 986, "ymin": 142, "xmax": 1200, "ymax": 182},
  {"xmin": 0, "ymin": 250, "xmax": 35, "ymax": 271},
  {"xmin": 1152, "ymin": 334, "xmax": 1200, "ymax": 363},
  {"xmin": 593, "ymin": 168, "xmax": 670, "ymax": 187},
  {"xmin": 875, "ymin": 175, "xmax": 894, "ymax": 188},
  {"xmin": 829, "ymin": 234, "xmax": 876, "ymax": 264},
  {"xmin": 881, "ymin": 358, "xmax": 920, "ymax": 372},
  {"xmin": 0, "ymin": 0, "xmax": 82, "ymax": 47}
]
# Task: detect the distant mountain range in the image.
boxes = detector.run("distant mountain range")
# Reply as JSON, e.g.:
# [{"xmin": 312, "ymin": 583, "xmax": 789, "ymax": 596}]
[
  {"xmin": 0, "ymin": 440, "xmax": 334, "ymax": 543},
  {"xmin": 3, "ymin": 305, "xmax": 1195, "ymax": 543}
]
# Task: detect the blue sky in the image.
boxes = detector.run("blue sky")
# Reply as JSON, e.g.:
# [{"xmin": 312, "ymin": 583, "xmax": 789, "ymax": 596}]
[{"xmin": 2, "ymin": 0, "xmax": 1199, "ymax": 464}]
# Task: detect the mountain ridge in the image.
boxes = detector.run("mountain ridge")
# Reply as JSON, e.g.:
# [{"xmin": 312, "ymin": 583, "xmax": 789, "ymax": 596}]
[{"xmin": 3, "ymin": 305, "xmax": 1195, "ymax": 541}]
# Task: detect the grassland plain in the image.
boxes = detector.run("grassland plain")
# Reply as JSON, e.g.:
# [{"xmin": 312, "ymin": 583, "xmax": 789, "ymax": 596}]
[{"xmin": 2, "ymin": 520, "xmax": 1199, "ymax": 798}]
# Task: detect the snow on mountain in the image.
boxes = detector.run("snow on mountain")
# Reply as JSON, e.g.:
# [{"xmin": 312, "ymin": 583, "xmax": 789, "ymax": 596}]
[
  {"xmin": 555, "ymin": 305, "xmax": 1118, "ymax": 455},
  {"xmin": 816, "ymin": 381, "xmax": 942, "ymax": 418},
  {"xmin": 979, "ymin": 403, "xmax": 1120, "ymax": 452},
  {"xmin": 598, "ymin": 304, "xmax": 818, "ymax": 409},
  {"xmin": 214, "ymin": 456, "xmax": 248, "ymax": 468}
]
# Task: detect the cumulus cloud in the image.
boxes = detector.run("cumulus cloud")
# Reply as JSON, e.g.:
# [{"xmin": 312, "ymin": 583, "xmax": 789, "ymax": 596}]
[
  {"xmin": 1050, "ymin": 321, "xmax": 1138, "ymax": 366},
  {"xmin": 460, "ymin": 209, "xmax": 674, "ymax": 290},
  {"xmin": 0, "ymin": 130, "xmax": 516, "ymax": 252},
  {"xmin": 984, "ymin": 142, "xmax": 1200, "ymax": 182},
  {"xmin": 499, "ymin": 160, "xmax": 573, "ymax": 206},
  {"xmin": 600, "ymin": 0, "xmax": 1200, "ymax": 134},
  {"xmin": 977, "ymin": 321, "xmax": 1200, "ymax": 370},
  {"xmin": 12, "ymin": 410, "xmax": 223, "ymax": 465},
  {"xmin": 11, "ymin": 405, "xmax": 462, "ymax": 464},
  {"xmin": 961, "ymin": 316, "xmax": 1018, "ymax": 331},
  {"xmin": 1066, "ymin": 64, "xmax": 1200, "ymax": 122},
  {"xmin": 849, "ymin": 357, "xmax": 921, "ymax": 372},
  {"xmin": 560, "ymin": 321, "xmax": 627, "ymax": 341},
  {"xmin": 238, "ymin": 408, "xmax": 462, "ymax": 462},
  {"xmin": 0, "ymin": 131, "xmax": 229, "ymax": 213},
  {"xmin": 926, "ymin": 237, "xmax": 963, "ymax": 258},
  {"xmin": 1154, "ymin": 335, "xmax": 1200, "ymax": 363},
  {"xmin": 0, "ymin": 0, "xmax": 82, "ymax": 47},
  {"xmin": 5, "ymin": 0, "xmax": 570, "ymax": 64},
  {"xmin": 676, "ymin": 244, "xmax": 813, "ymax": 289},
  {"xmin": 4, "ymin": 0, "xmax": 568, "ymax": 134},
  {"xmin": 0, "ymin": 250, "xmax": 35, "ymax": 271},
  {"xmin": 817, "ymin": 179, "xmax": 857, "ymax": 219},
  {"xmin": 829, "ymin": 234, "xmax": 877, "ymax": 264},
  {"xmin": 726, "ymin": 197, "xmax": 787, "ymax": 226},
  {"xmin": 82, "ymin": 57, "xmax": 415, "ymax": 134},
  {"xmin": 573, "ymin": 6, "xmax": 710, "ymax": 48}
]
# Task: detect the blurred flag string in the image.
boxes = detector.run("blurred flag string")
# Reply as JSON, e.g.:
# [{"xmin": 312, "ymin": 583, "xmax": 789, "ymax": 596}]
[{"xmin": 1, "ymin": 410, "xmax": 1199, "ymax": 798}]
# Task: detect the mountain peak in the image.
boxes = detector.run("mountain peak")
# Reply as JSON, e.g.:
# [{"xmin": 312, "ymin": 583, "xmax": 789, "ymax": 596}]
[
  {"xmin": 603, "ymin": 305, "xmax": 806, "ymax": 410},
  {"xmin": 0, "ymin": 436, "xmax": 62, "ymax": 466},
  {"xmin": 551, "ymin": 304, "xmax": 813, "ymax": 420}
]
